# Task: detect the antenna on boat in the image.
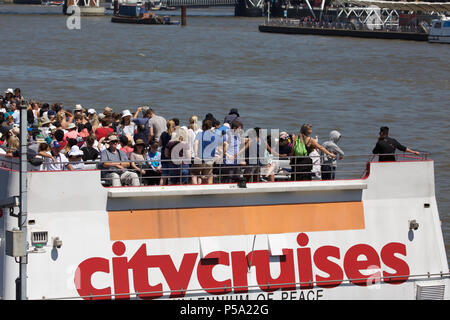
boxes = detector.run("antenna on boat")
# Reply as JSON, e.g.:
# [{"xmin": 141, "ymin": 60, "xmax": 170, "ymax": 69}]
[{"xmin": 18, "ymin": 99, "xmax": 28, "ymax": 300}]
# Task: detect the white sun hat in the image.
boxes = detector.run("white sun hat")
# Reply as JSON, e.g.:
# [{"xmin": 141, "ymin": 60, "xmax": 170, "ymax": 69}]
[
  {"xmin": 68, "ymin": 145, "xmax": 84, "ymax": 157},
  {"xmin": 122, "ymin": 109, "xmax": 132, "ymax": 118}
]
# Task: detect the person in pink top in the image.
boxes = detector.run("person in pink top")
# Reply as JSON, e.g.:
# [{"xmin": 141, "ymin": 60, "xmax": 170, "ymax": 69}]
[
  {"xmin": 119, "ymin": 135, "xmax": 134, "ymax": 155},
  {"xmin": 64, "ymin": 123, "xmax": 78, "ymax": 141}
]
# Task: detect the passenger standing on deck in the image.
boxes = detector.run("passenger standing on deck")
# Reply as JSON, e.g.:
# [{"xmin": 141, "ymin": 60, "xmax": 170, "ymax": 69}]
[
  {"xmin": 133, "ymin": 107, "xmax": 167, "ymax": 143},
  {"xmin": 321, "ymin": 130, "xmax": 344, "ymax": 180},
  {"xmin": 165, "ymin": 128, "xmax": 190, "ymax": 185},
  {"xmin": 159, "ymin": 119, "xmax": 176, "ymax": 185},
  {"xmin": 224, "ymin": 108, "xmax": 242, "ymax": 126},
  {"xmin": 187, "ymin": 115, "xmax": 202, "ymax": 158},
  {"xmin": 95, "ymin": 117, "xmax": 114, "ymax": 141},
  {"xmin": 100, "ymin": 135, "xmax": 140, "ymax": 186},
  {"xmin": 117, "ymin": 109, "xmax": 136, "ymax": 140},
  {"xmin": 146, "ymin": 141, "xmax": 162, "ymax": 185},
  {"xmin": 290, "ymin": 124, "xmax": 335, "ymax": 181},
  {"xmin": 191, "ymin": 119, "xmax": 216, "ymax": 184},
  {"xmin": 372, "ymin": 126, "xmax": 420, "ymax": 162},
  {"xmin": 223, "ymin": 120, "xmax": 245, "ymax": 183}
]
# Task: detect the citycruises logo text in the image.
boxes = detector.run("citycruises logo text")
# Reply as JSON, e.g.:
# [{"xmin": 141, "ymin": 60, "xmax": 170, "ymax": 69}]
[{"xmin": 74, "ymin": 233, "xmax": 409, "ymax": 300}]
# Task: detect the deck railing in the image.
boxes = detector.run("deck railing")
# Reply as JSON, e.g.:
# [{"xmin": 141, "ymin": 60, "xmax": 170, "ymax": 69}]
[
  {"xmin": 265, "ymin": 18, "xmax": 427, "ymax": 33},
  {"xmin": 0, "ymin": 151, "xmax": 430, "ymax": 187}
]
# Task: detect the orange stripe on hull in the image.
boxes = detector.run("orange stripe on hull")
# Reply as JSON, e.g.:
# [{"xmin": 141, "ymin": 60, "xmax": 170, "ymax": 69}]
[{"xmin": 108, "ymin": 202, "xmax": 365, "ymax": 240}]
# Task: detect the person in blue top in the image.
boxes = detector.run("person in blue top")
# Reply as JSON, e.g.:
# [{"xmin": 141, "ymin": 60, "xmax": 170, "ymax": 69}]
[
  {"xmin": 147, "ymin": 140, "xmax": 162, "ymax": 185},
  {"xmin": 191, "ymin": 119, "xmax": 218, "ymax": 184}
]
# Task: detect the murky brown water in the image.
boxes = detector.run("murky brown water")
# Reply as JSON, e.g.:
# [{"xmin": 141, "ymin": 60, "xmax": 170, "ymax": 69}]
[{"xmin": 0, "ymin": 4, "xmax": 449, "ymax": 262}]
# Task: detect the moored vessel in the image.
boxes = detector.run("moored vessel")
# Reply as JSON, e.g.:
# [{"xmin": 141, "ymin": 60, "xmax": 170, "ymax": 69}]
[
  {"xmin": 428, "ymin": 16, "xmax": 450, "ymax": 43},
  {"xmin": 111, "ymin": 2, "xmax": 179, "ymax": 25}
]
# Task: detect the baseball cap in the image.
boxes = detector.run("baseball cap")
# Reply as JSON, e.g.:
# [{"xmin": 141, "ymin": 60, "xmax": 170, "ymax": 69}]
[
  {"xmin": 87, "ymin": 108, "xmax": 96, "ymax": 114},
  {"xmin": 74, "ymin": 104, "xmax": 83, "ymax": 111},
  {"xmin": 50, "ymin": 140, "xmax": 60, "ymax": 149}
]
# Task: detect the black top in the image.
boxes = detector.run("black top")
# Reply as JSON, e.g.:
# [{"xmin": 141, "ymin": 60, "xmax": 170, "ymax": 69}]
[
  {"xmin": 160, "ymin": 131, "xmax": 171, "ymax": 160},
  {"xmin": 372, "ymin": 137, "xmax": 407, "ymax": 162},
  {"xmin": 81, "ymin": 146, "xmax": 99, "ymax": 162}
]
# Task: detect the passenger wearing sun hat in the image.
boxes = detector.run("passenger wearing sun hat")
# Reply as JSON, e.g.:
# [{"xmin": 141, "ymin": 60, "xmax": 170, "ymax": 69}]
[
  {"xmin": 100, "ymin": 134, "xmax": 140, "ymax": 187},
  {"xmin": 129, "ymin": 138, "xmax": 156, "ymax": 184},
  {"xmin": 63, "ymin": 122, "xmax": 78, "ymax": 142},
  {"xmin": 68, "ymin": 145, "xmax": 85, "ymax": 170},
  {"xmin": 74, "ymin": 104, "xmax": 83, "ymax": 113},
  {"xmin": 117, "ymin": 109, "xmax": 136, "ymax": 139}
]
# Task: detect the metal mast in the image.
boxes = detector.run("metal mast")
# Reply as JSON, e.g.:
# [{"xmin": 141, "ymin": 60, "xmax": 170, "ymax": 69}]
[{"xmin": 18, "ymin": 100, "xmax": 28, "ymax": 300}]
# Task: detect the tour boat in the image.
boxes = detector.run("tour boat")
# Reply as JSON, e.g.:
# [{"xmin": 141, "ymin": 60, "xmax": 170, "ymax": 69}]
[
  {"xmin": 0, "ymin": 153, "xmax": 448, "ymax": 300},
  {"xmin": 428, "ymin": 16, "xmax": 450, "ymax": 43}
]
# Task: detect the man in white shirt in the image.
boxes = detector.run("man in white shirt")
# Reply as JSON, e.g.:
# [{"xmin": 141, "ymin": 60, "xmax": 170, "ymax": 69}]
[{"xmin": 40, "ymin": 141, "xmax": 73, "ymax": 171}]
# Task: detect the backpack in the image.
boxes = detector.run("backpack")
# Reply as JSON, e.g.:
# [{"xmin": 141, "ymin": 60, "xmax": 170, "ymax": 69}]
[{"xmin": 293, "ymin": 137, "xmax": 308, "ymax": 156}]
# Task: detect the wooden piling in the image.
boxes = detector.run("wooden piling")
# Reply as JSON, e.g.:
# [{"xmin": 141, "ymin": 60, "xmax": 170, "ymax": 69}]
[{"xmin": 181, "ymin": 5, "xmax": 187, "ymax": 26}]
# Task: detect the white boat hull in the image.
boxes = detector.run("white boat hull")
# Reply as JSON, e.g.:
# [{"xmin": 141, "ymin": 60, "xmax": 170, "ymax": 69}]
[{"xmin": 0, "ymin": 160, "xmax": 448, "ymax": 300}]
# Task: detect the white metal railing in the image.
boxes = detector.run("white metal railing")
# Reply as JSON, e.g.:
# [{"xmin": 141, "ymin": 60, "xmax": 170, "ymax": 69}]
[
  {"xmin": 0, "ymin": 152, "xmax": 430, "ymax": 187},
  {"xmin": 41, "ymin": 271, "xmax": 450, "ymax": 300}
]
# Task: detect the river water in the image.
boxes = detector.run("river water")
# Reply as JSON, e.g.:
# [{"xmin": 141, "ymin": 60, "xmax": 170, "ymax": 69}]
[{"xmin": 0, "ymin": 4, "xmax": 449, "ymax": 262}]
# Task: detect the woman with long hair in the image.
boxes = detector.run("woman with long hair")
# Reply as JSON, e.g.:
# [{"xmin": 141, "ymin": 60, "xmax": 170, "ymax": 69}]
[
  {"xmin": 187, "ymin": 115, "xmax": 201, "ymax": 158},
  {"xmin": 159, "ymin": 119, "xmax": 176, "ymax": 185},
  {"xmin": 165, "ymin": 127, "xmax": 191, "ymax": 185},
  {"xmin": 290, "ymin": 124, "xmax": 335, "ymax": 181},
  {"xmin": 117, "ymin": 110, "xmax": 136, "ymax": 139}
]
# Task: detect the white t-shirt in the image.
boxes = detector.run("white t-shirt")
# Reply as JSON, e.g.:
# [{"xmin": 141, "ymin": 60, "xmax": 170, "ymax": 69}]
[
  {"xmin": 117, "ymin": 123, "xmax": 136, "ymax": 139},
  {"xmin": 188, "ymin": 128, "xmax": 202, "ymax": 157},
  {"xmin": 43, "ymin": 152, "xmax": 69, "ymax": 171},
  {"xmin": 12, "ymin": 110, "xmax": 20, "ymax": 124},
  {"xmin": 71, "ymin": 160, "xmax": 85, "ymax": 170}
]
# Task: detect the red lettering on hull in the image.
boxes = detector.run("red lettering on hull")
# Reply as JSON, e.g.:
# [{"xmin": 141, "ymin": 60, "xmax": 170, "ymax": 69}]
[{"xmin": 75, "ymin": 233, "xmax": 410, "ymax": 300}]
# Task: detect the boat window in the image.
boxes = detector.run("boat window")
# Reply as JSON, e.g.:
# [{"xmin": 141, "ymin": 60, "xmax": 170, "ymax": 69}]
[
  {"xmin": 443, "ymin": 21, "xmax": 450, "ymax": 28},
  {"xmin": 434, "ymin": 22, "xmax": 441, "ymax": 29}
]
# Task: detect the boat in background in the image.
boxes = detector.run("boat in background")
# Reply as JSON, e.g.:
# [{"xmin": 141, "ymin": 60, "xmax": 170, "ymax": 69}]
[
  {"xmin": 111, "ymin": 3, "xmax": 179, "ymax": 24},
  {"xmin": 42, "ymin": 0, "xmax": 64, "ymax": 5},
  {"xmin": 429, "ymin": 16, "xmax": 450, "ymax": 43},
  {"xmin": 12, "ymin": 0, "xmax": 42, "ymax": 4}
]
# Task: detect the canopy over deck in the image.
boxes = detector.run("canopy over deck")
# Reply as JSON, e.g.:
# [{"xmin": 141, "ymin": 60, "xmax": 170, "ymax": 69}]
[{"xmin": 334, "ymin": 0, "xmax": 450, "ymax": 13}]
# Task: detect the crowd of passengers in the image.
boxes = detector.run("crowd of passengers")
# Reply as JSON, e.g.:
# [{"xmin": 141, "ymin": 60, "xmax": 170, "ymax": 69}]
[{"xmin": 0, "ymin": 88, "xmax": 421, "ymax": 187}]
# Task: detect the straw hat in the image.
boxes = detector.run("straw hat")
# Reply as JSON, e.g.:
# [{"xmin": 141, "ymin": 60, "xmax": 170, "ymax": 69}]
[
  {"xmin": 134, "ymin": 139, "xmax": 146, "ymax": 146},
  {"xmin": 40, "ymin": 115, "xmax": 51, "ymax": 126}
]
